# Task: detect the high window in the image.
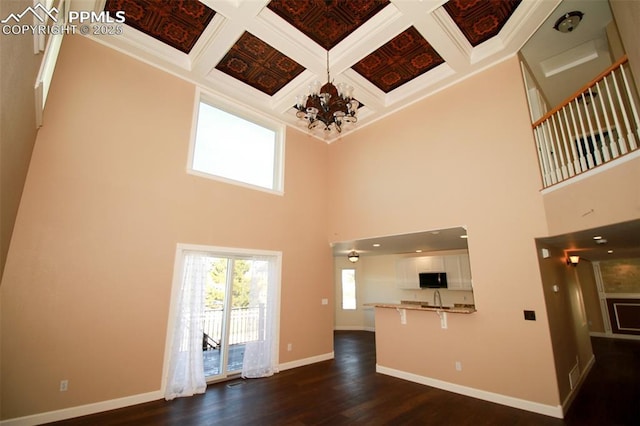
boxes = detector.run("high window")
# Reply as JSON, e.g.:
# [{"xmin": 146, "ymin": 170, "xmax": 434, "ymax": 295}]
[{"xmin": 189, "ymin": 93, "xmax": 284, "ymax": 193}]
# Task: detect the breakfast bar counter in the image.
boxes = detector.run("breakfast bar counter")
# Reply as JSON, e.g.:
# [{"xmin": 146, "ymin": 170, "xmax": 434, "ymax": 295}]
[{"xmin": 365, "ymin": 301, "xmax": 476, "ymax": 314}]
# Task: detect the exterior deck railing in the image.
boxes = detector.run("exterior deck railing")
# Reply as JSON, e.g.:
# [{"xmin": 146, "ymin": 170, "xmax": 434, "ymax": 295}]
[
  {"xmin": 531, "ymin": 56, "xmax": 639, "ymax": 188},
  {"xmin": 202, "ymin": 306, "xmax": 264, "ymax": 346}
]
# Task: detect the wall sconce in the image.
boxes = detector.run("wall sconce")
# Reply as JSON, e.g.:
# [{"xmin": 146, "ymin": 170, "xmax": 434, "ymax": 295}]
[
  {"xmin": 347, "ymin": 250, "xmax": 359, "ymax": 263},
  {"xmin": 566, "ymin": 255, "xmax": 580, "ymax": 266}
]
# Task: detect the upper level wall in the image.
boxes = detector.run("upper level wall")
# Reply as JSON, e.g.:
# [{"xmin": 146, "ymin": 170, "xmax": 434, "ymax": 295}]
[
  {"xmin": 542, "ymin": 155, "xmax": 640, "ymax": 236},
  {"xmin": 327, "ymin": 56, "xmax": 563, "ymax": 407},
  {"xmin": 610, "ymin": 0, "xmax": 640, "ymax": 93}
]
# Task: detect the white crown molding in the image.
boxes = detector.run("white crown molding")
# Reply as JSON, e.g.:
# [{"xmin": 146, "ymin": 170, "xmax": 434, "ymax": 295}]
[{"xmin": 72, "ymin": 0, "xmax": 560, "ymax": 143}]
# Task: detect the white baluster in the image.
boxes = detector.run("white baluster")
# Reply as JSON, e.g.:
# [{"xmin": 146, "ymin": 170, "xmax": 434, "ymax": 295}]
[
  {"xmin": 562, "ymin": 106, "xmax": 578, "ymax": 175},
  {"xmin": 612, "ymin": 69, "xmax": 635, "ymax": 152},
  {"xmin": 595, "ymin": 80, "xmax": 618, "ymax": 158},
  {"xmin": 576, "ymin": 95, "xmax": 595, "ymax": 168},
  {"xmin": 540, "ymin": 122, "xmax": 556, "ymax": 185},
  {"xmin": 543, "ymin": 120, "xmax": 561, "ymax": 183},
  {"xmin": 534, "ymin": 127, "xmax": 552, "ymax": 187},
  {"xmin": 551, "ymin": 114, "xmax": 568, "ymax": 180},
  {"xmin": 603, "ymin": 73, "xmax": 627, "ymax": 155},
  {"xmin": 571, "ymin": 101, "xmax": 589, "ymax": 171},
  {"xmin": 581, "ymin": 92, "xmax": 602, "ymax": 165},
  {"xmin": 589, "ymin": 87, "xmax": 610, "ymax": 162},
  {"xmin": 620, "ymin": 64, "xmax": 640, "ymax": 149}
]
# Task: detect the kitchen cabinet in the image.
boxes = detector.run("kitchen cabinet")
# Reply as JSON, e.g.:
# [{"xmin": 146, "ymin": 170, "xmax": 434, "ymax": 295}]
[
  {"xmin": 396, "ymin": 257, "xmax": 418, "ymax": 289},
  {"xmin": 415, "ymin": 256, "xmax": 444, "ymax": 273},
  {"xmin": 396, "ymin": 254, "xmax": 471, "ymax": 290},
  {"xmin": 396, "ymin": 256, "xmax": 445, "ymax": 289},
  {"xmin": 445, "ymin": 254, "xmax": 473, "ymax": 291}
]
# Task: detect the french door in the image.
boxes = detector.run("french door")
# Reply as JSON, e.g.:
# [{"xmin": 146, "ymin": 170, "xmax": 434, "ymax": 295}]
[
  {"xmin": 202, "ymin": 255, "xmax": 273, "ymax": 380},
  {"xmin": 165, "ymin": 245, "xmax": 281, "ymax": 396}
]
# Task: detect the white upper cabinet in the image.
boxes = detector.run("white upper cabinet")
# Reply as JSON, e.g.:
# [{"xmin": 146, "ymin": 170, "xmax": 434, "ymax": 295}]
[
  {"xmin": 396, "ymin": 257, "xmax": 418, "ymax": 289},
  {"xmin": 445, "ymin": 254, "xmax": 473, "ymax": 291},
  {"xmin": 396, "ymin": 254, "xmax": 472, "ymax": 290},
  {"xmin": 415, "ymin": 256, "xmax": 444, "ymax": 273},
  {"xmin": 459, "ymin": 254, "xmax": 472, "ymax": 290}
]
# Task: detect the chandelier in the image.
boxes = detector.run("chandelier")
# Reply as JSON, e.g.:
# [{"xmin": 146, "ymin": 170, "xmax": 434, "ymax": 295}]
[{"xmin": 295, "ymin": 52, "xmax": 360, "ymax": 133}]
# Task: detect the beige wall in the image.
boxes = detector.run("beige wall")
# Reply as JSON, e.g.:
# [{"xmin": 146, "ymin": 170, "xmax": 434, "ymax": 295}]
[
  {"xmin": 610, "ymin": 0, "xmax": 640, "ymax": 91},
  {"xmin": 0, "ymin": 0, "xmax": 42, "ymax": 279},
  {"xmin": 542, "ymin": 156, "xmax": 640, "ymax": 236},
  {"xmin": 0, "ymin": 35, "xmax": 333, "ymax": 419},
  {"xmin": 327, "ymin": 57, "xmax": 562, "ymax": 407}
]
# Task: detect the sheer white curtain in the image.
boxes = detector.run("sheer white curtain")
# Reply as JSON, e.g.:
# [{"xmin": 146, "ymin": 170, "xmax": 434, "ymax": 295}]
[
  {"xmin": 241, "ymin": 257, "xmax": 279, "ymax": 378},
  {"xmin": 164, "ymin": 252, "xmax": 208, "ymax": 400}
]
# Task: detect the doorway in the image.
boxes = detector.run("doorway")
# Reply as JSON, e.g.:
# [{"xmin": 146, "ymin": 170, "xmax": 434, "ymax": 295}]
[
  {"xmin": 164, "ymin": 244, "xmax": 281, "ymax": 395},
  {"xmin": 202, "ymin": 254, "xmax": 275, "ymax": 380}
]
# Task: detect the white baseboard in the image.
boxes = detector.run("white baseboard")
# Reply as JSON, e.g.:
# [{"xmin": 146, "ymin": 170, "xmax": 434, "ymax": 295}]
[
  {"xmin": 3, "ymin": 352, "xmax": 337, "ymax": 425},
  {"xmin": 0, "ymin": 391, "xmax": 163, "ymax": 426},
  {"xmin": 561, "ymin": 354, "xmax": 595, "ymax": 415},
  {"xmin": 376, "ymin": 365, "xmax": 564, "ymax": 419},
  {"xmin": 278, "ymin": 351, "xmax": 334, "ymax": 371}
]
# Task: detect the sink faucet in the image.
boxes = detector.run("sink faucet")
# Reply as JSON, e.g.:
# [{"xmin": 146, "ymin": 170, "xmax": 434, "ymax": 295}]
[{"xmin": 433, "ymin": 289, "xmax": 443, "ymax": 309}]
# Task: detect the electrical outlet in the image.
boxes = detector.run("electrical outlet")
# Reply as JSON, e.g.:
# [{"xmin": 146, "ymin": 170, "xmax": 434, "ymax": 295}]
[
  {"xmin": 455, "ymin": 361, "xmax": 462, "ymax": 371},
  {"xmin": 59, "ymin": 379, "xmax": 68, "ymax": 392},
  {"xmin": 287, "ymin": 343, "xmax": 292, "ymax": 351}
]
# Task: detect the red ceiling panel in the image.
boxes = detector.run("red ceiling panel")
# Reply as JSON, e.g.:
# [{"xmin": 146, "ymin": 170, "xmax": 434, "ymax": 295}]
[
  {"xmin": 352, "ymin": 26, "xmax": 444, "ymax": 93},
  {"xmin": 215, "ymin": 32, "xmax": 306, "ymax": 96},
  {"xmin": 104, "ymin": 0, "xmax": 215, "ymax": 54},
  {"xmin": 444, "ymin": 0, "xmax": 522, "ymax": 47},
  {"xmin": 267, "ymin": 0, "xmax": 390, "ymax": 50},
  {"xmin": 104, "ymin": 0, "xmax": 523, "ymax": 97}
]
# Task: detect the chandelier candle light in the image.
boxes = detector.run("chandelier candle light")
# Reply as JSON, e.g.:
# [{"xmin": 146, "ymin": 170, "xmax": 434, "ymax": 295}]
[{"xmin": 295, "ymin": 52, "xmax": 360, "ymax": 133}]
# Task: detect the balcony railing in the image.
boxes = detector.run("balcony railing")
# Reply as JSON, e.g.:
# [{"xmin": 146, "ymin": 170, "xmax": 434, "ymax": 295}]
[
  {"xmin": 202, "ymin": 306, "xmax": 264, "ymax": 346},
  {"xmin": 531, "ymin": 56, "xmax": 639, "ymax": 189}
]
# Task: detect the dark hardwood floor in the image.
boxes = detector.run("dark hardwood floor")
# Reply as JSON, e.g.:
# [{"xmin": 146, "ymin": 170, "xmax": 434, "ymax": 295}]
[{"xmin": 50, "ymin": 331, "xmax": 640, "ymax": 425}]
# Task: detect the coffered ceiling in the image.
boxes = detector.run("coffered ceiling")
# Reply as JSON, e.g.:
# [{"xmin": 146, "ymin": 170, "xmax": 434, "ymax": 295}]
[{"xmin": 83, "ymin": 0, "xmax": 561, "ymax": 142}]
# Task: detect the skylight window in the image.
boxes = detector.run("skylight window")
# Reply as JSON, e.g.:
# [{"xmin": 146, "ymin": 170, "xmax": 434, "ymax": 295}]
[{"xmin": 189, "ymin": 94, "xmax": 284, "ymax": 193}]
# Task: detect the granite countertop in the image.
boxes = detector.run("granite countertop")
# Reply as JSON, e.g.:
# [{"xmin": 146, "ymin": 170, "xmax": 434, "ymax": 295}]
[{"xmin": 365, "ymin": 301, "xmax": 476, "ymax": 314}]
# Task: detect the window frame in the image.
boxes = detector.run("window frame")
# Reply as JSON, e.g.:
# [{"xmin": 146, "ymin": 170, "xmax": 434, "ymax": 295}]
[{"xmin": 187, "ymin": 89, "xmax": 285, "ymax": 195}]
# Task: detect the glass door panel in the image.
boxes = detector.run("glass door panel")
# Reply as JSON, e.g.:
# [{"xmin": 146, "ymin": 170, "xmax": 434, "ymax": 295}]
[
  {"xmin": 182, "ymin": 252, "xmax": 276, "ymax": 382},
  {"xmin": 202, "ymin": 257, "xmax": 227, "ymax": 379}
]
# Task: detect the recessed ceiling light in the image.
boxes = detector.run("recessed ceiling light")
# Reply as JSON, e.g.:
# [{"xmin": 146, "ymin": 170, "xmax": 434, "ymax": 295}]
[
  {"xmin": 608, "ymin": 250, "xmax": 614, "ymax": 254},
  {"xmin": 460, "ymin": 235, "xmax": 468, "ymax": 239},
  {"xmin": 593, "ymin": 236, "xmax": 603, "ymax": 240},
  {"xmin": 372, "ymin": 243, "xmax": 380, "ymax": 247},
  {"xmin": 416, "ymin": 249, "xmax": 422, "ymax": 253}
]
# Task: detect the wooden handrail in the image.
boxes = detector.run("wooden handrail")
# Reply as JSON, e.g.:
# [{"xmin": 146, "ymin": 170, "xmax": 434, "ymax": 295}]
[{"xmin": 532, "ymin": 55, "xmax": 628, "ymax": 128}]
